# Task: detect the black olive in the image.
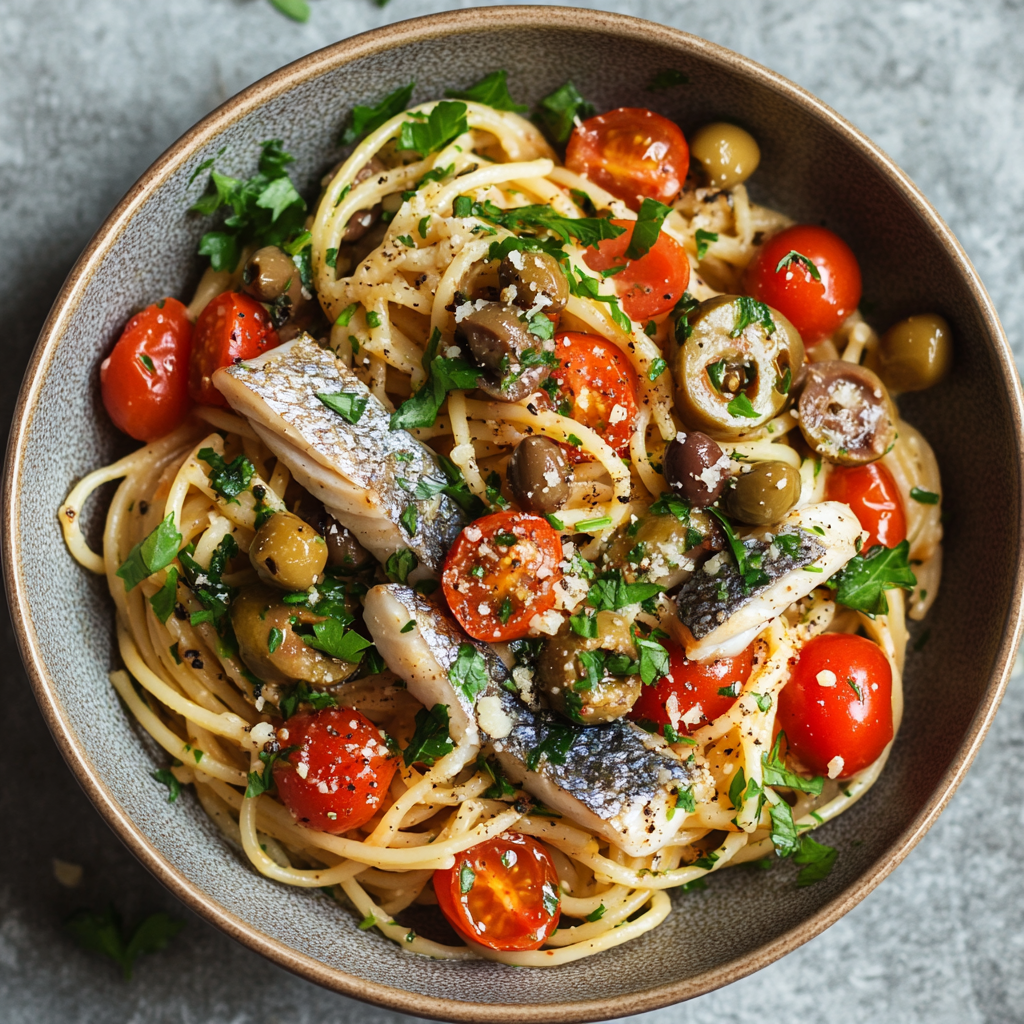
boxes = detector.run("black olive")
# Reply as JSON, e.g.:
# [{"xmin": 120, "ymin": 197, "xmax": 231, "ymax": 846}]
[
  {"xmin": 663, "ymin": 432, "xmax": 729, "ymax": 507},
  {"xmin": 498, "ymin": 251, "xmax": 569, "ymax": 313},
  {"xmin": 508, "ymin": 436, "xmax": 571, "ymax": 512}
]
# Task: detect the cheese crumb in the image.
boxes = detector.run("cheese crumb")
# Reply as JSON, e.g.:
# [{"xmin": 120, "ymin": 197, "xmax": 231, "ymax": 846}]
[
  {"xmin": 681, "ymin": 703, "xmax": 703, "ymax": 727},
  {"xmin": 477, "ymin": 695, "xmax": 514, "ymax": 739},
  {"xmin": 827, "ymin": 755, "xmax": 845, "ymax": 779},
  {"xmin": 528, "ymin": 608, "xmax": 564, "ymax": 635},
  {"xmin": 608, "ymin": 403, "xmax": 628, "ymax": 425},
  {"xmin": 816, "ymin": 669, "xmax": 837, "ymax": 687},
  {"xmin": 464, "ymin": 526, "xmax": 482, "ymax": 542},
  {"xmin": 250, "ymin": 721, "xmax": 276, "ymax": 748},
  {"xmin": 296, "ymin": 761, "xmax": 309, "ymax": 780}
]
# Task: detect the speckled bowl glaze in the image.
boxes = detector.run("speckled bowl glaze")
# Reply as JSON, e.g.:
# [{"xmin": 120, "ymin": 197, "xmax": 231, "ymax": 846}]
[{"xmin": 5, "ymin": 8, "xmax": 1022, "ymax": 1021}]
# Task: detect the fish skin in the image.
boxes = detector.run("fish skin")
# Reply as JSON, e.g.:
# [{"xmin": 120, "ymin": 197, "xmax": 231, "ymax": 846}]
[
  {"xmin": 363, "ymin": 583, "xmax": 708, "ymax": 857},
  {"xmin": 214, "ymin": 336, "xmax": 467, "ymax": 575}
]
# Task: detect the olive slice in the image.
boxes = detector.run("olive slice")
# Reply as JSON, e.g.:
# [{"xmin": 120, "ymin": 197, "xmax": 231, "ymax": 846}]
[
  {"xmin": 498, "ymin": 251, "xmax": 569, "ymax": 313},
  {"xmin": 723, "ymin": 460, "xmax": 801, "ymax": 525},
  {"xmin": 672, "ymin": 294, "xmax": 804, "ymax": 438},
  {"xmin": 797, "ymin": 361, "xmax": 897, "ymax": 465}
]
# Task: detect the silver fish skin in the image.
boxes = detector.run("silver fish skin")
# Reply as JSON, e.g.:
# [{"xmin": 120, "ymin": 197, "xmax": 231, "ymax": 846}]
[
  {"xmin": 213, "ymin": 335, "xmax": 467, "ymax": 576},
  {"xmin": 363, "ymin": 583, "xmax": 711, "ymax": 858}
]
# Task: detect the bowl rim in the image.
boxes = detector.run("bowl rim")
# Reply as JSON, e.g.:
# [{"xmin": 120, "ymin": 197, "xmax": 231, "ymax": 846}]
[{"xmin": 5, "ymin": 6, "xmax": 1023, "ymax": 1021}]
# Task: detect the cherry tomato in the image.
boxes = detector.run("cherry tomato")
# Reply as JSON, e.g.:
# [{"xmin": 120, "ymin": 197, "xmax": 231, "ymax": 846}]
[
  {"xmin": 777, "ymin": 633, "xmax": 893, "ymax": 778},
  {"xmin": 272, "ymin": 707, "xmax": 398, "ymax": 834},
  {"xmin": 189, "ymin": 291, "xmax": 280, "ymax": 407},
  {"xmin": 826, "ymin": 463, "xmax": 906, "ymax": 549},
  {"xmin": 628, "ymin": 639, "xmax": 754, "ymax": 738},
  {"xmin": 543, "ymin": 332, "xmax": 638, "ymax": 464},
  {"xmin": 742, "ymin": 225, "xmax": 862, "ymax": 345},
  {"xmin": 442, "ymin": 511, "xmax": 563, "ymax": 642},
  {"xmin": 434, "ymin": 832, "xmax": 560, "ymax": 951},
  {"xmin": 582, "ymin": 219, "xmax": 690, "ymax": 322},
  {"xmin": 566, "ymin": 108, "xmax": 689, "ymax": 211},
  {"xmin": 100, "ymin": 298, "xmax": 193, "ymax": 442}
]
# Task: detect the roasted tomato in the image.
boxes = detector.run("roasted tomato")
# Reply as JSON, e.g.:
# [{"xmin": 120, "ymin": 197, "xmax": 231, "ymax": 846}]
[
  {"xmin": 826, "ymin": 463, "xmax": 906, "ymax": 549},
  {"xmin": 543, "ymin": 332, "xmax": 638, "ymax": 463},
  {"xmin": 100, "ymin": 298, "xmax": 193, "ymax": 441},
  {"xmin": 582, "ymin": 218, "xmax": 690, "ymax": 322},
  {"xmin": 442, "ymin": 511, "xmax": 563, "ymax": 642},
  {"xmin": 272, "ymin": 707, "xmax": 398, "ymax": 834},
  {"xmin": 742, "ymin": 225, "xmax": 862, "ymax": 346},
  {"xmin": 189, "ymin": 291, "xmax": 280, "ymax": 407},
  {"xmin": 628, "ymin": 639, "xmax": 754, "ymax": 738},
  {"xmin": 566, "ymin": 108, "xmax": 689, "ymax": 210},
  {"xmin": 777, "ymin": 633, "xmax": 893, "ymax": 778},
  {"xmin": 434, "ymin": 832, "xmax": 560, "ymax": 951}
]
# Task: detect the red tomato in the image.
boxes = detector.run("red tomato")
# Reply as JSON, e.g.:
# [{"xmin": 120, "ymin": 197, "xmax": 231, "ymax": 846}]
[
  {"xmin": 826, "ymin": 463, "xmax": 906, "ymax": 549},
  {"xmin": 742, "ymin": 225, "xmax": 862, "ymax": 345},
  {"xmin": 582, "ymin": 219, "xmax": 690, "ymax": 322},
  {"xmin": 434, "ymin": 832, "xmax": 560, "ymax": 951},
  {"xmin": 566, "ymin": 108, "xmax": 689, "ymax": 211},
  {"xmin": 100, "ymin": 298, "xmax": 193, "ymax": 442},
  {"xmin": 628, "ymin": 639, "xmax": 754, "ymax": 738},
  {"xmin": 543, "ymin": 332, "xmax": 638, "ymax": 464},
  {"xmin": 442, "ymin": 511, "xmax": 563, "ymax": 642},
  {"xmin": 189, "ymin": 291, "xmax": 280, "ymax": 407},
  {"xmin": 777, "ymin": 633, "xmax": 893, "ymax": 778},
  {"xmin": 272, "ymin": 707, "xmax": 398, "ymax": 834}
]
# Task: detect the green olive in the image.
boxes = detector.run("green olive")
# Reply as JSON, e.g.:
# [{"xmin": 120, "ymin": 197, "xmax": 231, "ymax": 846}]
[
  {"xmin": 230, "ymin": 585, "xmax": 358, "ymax": 688},
  {"xmin": 249, "ymin": 511, "xmax": 328, "ymax": 591},
  {"xmin": 672, "ymin": 295, "xmax": 804, "ymax": 437},
  {"xmin": 535, "ymin": 613, "xmax": 641, "ymax": 724},
  {"xmin": 723, "ymin": 460, "xmax": 801, "ymax": 525},
  {"xmin": 243, "ymin": 246, "xmax": 305, "ymax": 311},
  {"xmin": 690, "ymin": 123, "xmax": 761, "ymax": 189},
  {"xmin": 498, "ymin": 251, "xmax": 569, "ymax": 313},
  {"xmin": 877, "ymin": 313, "xmax": 952, "ymax": 392}
]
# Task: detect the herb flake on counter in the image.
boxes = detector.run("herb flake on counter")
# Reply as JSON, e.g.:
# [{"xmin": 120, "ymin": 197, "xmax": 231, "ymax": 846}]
[{"xmin": 66, "ymin": 906, "xmax": 186, "ymax": 981}]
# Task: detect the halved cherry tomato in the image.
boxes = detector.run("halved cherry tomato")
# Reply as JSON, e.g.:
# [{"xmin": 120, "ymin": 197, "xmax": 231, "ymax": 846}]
[
  {"xmin": 189, "ymin": 291, "xmax": 280, "ymax": 407},
  {"xmin": 272, "ymin": 707, "xmax": 398, "ymax": 834},
  {"xmin": 826, "ymin": 463, "xmax": 906, "ymax": 549},
  {"xmin": 777, "ymin": 633, "xmax": 893, "ymax": 778},
  {"xmin": 442, "ymin": 511, "xmax": 563, "ymax": 642},
  {"xmin": 628, "ymin": 639, "xmax": 754, "ymax": 738},
  {"xmin": 100, "ymin": 298, "xmax": 193, "ymax": 441},
  {"xmin": 566, "ymin": 108, "xmax": 689, "ymax": 211},
  {"xmin": 542, "ymin": 332, "xmax": 638, "ymax": 464},
  {"xmin": 742, "ymin": 225, "xmax": 862, "ymax": 346},
  {"xmin": 582, "ymin": 219, "xmax": 690, "ymax": 322},
  {"xmin": 434, "ymin": 832, "xmax": 560, "ymax": 951}
]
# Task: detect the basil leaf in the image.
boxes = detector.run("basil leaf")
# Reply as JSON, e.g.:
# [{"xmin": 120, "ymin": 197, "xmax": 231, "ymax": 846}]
[
  {"xmin": 625, "ymin": 198, "xmax": 673, "ymax": 260},
  {"xmin": 116, "ymin": 514, "xmax": 182, "ymax": 591},
  {"xmin": 446, "ymin": 69, "xmax": 526, "ymax": 113},
  {"xmin": 341, "ymin": 82, "xmax": 415, "ymax": 146}
]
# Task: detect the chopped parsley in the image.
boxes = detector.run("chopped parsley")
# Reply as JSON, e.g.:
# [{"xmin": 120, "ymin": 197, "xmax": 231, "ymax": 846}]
[
  {"xmin": 727, "ymin": 393, "xmax": 759, "ymax": 419},
  {"xmin": 585, "ymin": 569, "xmax": 664, "ymax": 611},
  {"xmin": 832, "ymin": 539, "xmax": 916, "ymax": 617},
  {"xmin": 390, "ymin": 327, "xmax": 481, "ymax": 430},
  {"xmin": 695, "ymin": 228, "xmax": 718, "ymax": 260},
  {"xmin": 793, "ymin": 834, "xmax": 838, "ymax": 886},
  {"xmin": 397, "ymin": 101, "xmax": 469, "ymax": 156},
  {"xmin": 197, "ymin": 448, "xmax": 255, "ymax": 503},
  {"xmin": 910, "ymin": 486, "xmax": 940, "ymax": 505},
  {"xmin": 458, "ymin": 197, "xmax": 625, "ymax": 250},
  {"xmin": 115, "ymin": 514, "xmax": 181, "ymax": 592},
  {"xmin": 526, "ymin": 722, "xmax": 579, "ymax": 771},
  {"xmin": 731, "ymin": 296, "xmax": 776, "ymax": 337},
  {"xmin": 585, "ymin": 904, "xmax": 606, "ymax": 922},
  {"xmin": 267, "ymin": 627, "xmax": 284, "ymax": 654},
  {"xmin": 569, "ymin": 610, "xmax": 598, "ymax": 638},
  {"xmin": 459, "ymin": 863, "xmax": 476, "ymax": 893},
  {"xmin": 450, "ymin": 644, "xmax": 490, "ymax": 704},
  {"xmin": 340, "ymin": 82, "xmax": 415, "ymax": 146},
  {"xmin": 761, "ymin": 733, "xmax": 824, "ymax": 794},
  {"xmin": 625, "ymin": 198, "xmax": 673, "ymax": 260},
  {"xmin": 303, "ymin": 618, "xmax": 372, "ymax": 664},
  {"xmin": 706, "ymin": 507, "xmax": 771, "ymax": 594},
  {"xmin": 245, "ymin": 744, "xmax": 300, "ymax": 798},
  {"xmin": 385, "ymin": 548, "xmax": 418, "ymax": 584},
  {"xmin": 316, "ymin": 390, "xmax": 368, "ymax": 424},
  {"xmin": 335, "ymin": 302, "xmax": 359, "ymax": 327},
  {"xmin": 775, "ymin": 250, "xmax": 822, "ymax": 281},
  {"xmin": 445, "ymin": 69, "xmax": 526, "ymax": 112},
  {"xmin": 400, "ymin": 504, "xmax": 418, "ymax": 536},
  {"xmin": 533, "ymin": 81, "xmax": 595, "ymax": 144},
  {"xmin": 403, "ymin": 704, "xmax": 454, "ymax": 767},
  {"xmin": 148, "ymin": 567, "xmax": 179, "ymax": 624},
  {"xmin": 279, "ymin": 682, "xmax": 337, "ymax": 719},
  {"xmin": 150, "ymin": 768, "xmax": 181, "ymax": 803}
]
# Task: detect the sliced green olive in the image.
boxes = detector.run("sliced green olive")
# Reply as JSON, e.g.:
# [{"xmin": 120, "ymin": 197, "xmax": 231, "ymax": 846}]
[
  {"xmin": 249, "ymin": 511, "xmax": 328, "ymax": 591},
  {"xmin": 498, "ymin": 251, "xmax": 569, "ymax": 313},
  {"xmin": 672, "ymin": 294, "xmax": 804, "ymax": 437},
  {"xmin": 690, "ymin": 123, "xmax": 761, "ymax": 189},
  {"xmin": 876, "ymin": 313, "xmax": 952, "ymax": 392},
  {"xmin": 723, "ymin": 460, "xmax": 801, "ymax": 525},
  {"xmin": 797, "ymin": 361, "xmax": 897, "ymax": 465}
]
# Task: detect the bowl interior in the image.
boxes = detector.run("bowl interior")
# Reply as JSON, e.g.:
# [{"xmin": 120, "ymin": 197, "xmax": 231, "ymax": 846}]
[{"xmin": 6, "ymin": 9, "xmax": 1021, "ymax": 1021}]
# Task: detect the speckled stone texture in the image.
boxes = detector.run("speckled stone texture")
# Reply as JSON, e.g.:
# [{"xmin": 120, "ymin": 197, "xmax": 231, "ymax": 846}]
[{"xmin": 0, "ymin": 1, "xmax": 1022, "ymax": 1022}]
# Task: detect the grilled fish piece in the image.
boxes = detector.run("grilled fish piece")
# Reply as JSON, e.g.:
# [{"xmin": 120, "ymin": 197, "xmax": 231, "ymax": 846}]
[
  {"xmin": 674, "ymin": 501, "xmax": 862, "ymax": 661},
  {"xmin": 364, "ymin": 583, "xmax": 710, "ymax": 858},
  {"xmin": 214, "ymin": 336, "xmax": 467, "ymax": 577}
]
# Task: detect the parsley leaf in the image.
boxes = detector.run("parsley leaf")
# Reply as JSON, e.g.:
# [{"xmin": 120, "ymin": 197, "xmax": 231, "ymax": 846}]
[
  {"xmin": 910, "ymin": 486, "xmax": 939, "ymax": 505},
  {"xmin": 477, "ymin": 755, "xmax": 517, "ymax": 799},
  {"xmin": 404, "ymin": 704, "xmax": 455, "ymax": 767},
  {"xmin": 197, "ymin": 448, "xmax": 255, "ymax": 502},
  {"xmin": 775, "ymin": 250, "xmax": 822, "ymax": 282},
  {"xmin": 533, "ymin": 81, "xmax": 595, "ymax": 144},
  {"xmin": 832, "ymin": 539, "xmax": 916, "ymax": 616},
  {"xmin": 437, "ymin": 453, "xmax": 487, "ymax": 518},
  {"xmin": 586, "ymin": 569, "xmax": 664, "ymax": 611},
  {"xmin": 463, "ymin": 199, "xmax": 625, "ymax": 250},
  {"xmin": 303, "ymin": 618, "xmax": 373, "ymax": 663},
  {"xmin": 450, "ymin": 644, "xmax": 490, "ymax": 704},
  {"xmin": 569, "ymin": 610, "xmax": 599, "ymax": 638},
  {"xmin": 245, "ymin": 745, "xmax": 299, "ymax": 796},
  {"xmin": 116, "ymin": 514, "xmax": 182, "ymax": 591},
  {"xmin": 279, "ymin": 682, "xmax": 337, "ymax": 720},
  {"xmin": 695, "ymin": 228, "xmax": 718, "ymax": 260},
  {"xmin": 768, "ymin": 794, "xmax": 800, "ymax": 857},
  {"xmin": 731, "ymin": 296, "xmax": 776, "ymax": 337},
  {"xmin": 341, "ymin": 82, "xmax": 415, "ymax": 146},
  {"xmin": 317, "ymin": 391, "xmax": 368, "ymax": 424},
  {"xmin": 397, "ymin": 101, "xmax": 469, "ymax": 156},
  {"xmin": 385, "ymin": 548, "xmax": 418, "ymax": 584},
  {"xmin": 390, "ymin": 328, "xmax": 481, "ymax": 430},
  {"xmin": 761, "ymin": 733, "xmax": 824, "ymax": 794},
  {"xmin": 625, "ymin": 198, "xmax": 673, "ymax": 260},
  {"xmin": 148, "ymin": 567, "xmax": 179, "ymax": 624},
  {"xmin": 150, "ymin": 768, "xmax": 181, "ymax": 803},
  {"xmin": 446, "ymin": 69, "xmax": 527, "ymax": 112},
  {"xmin": 727, "ymin": 393, "xmax": 760, "ymax": 419},
  {"xmin": 586, "ymin": 904, "xmax": 606, "ymax": 922},
  {"xmin": 66, "ymin": 906, "xmax": 185, "ymax": 981},
  {"xmin": 635, "ymin": 633, "xmax": 670, "ymax": 685},
  {"xmin": 793, "ymin": 834, "xmax": 838, "ymax": 886},
  {"xmin": 526, "ymin": 721, "xmax": 579, "ymax": 771}
]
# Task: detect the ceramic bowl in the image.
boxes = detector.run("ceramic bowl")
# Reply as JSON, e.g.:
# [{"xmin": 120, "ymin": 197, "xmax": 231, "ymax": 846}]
[{"xmin": 5, "ymin": 7, "xmax": 1022, "ymax": 1021}]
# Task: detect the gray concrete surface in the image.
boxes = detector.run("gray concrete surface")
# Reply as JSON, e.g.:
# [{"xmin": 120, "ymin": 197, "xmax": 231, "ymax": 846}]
[{"xmin": 1, "ymin": 0, "xmax": 1022, "ymax": 1021}]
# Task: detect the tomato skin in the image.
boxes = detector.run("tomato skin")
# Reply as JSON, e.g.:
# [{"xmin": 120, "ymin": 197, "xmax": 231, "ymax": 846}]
[
  {"xmin": 566, "ymin": 108, "xmax": 689, "ymax": 211},
  {"xmin": 100, "ymin": 298, "xmax": 193, "ymax": 441},
  {"xmin": 442, "ymin": 511, "xmax": 563, "ymax": 642},
  {"xmin": 434, "ymin": 832, "xmax": 560, "ymax": 951},
  {"xmin": 628, "ymin": 640, "xmax": 754, "ymax": 737},
  {"xmin": 777, "ymin": 633, "xmax": 893, "ymax": 778},
  {"xmin": 742, "ymin": 225, "xmax": 862, "ymax": 345},
  {"xmin": 272, "ymin": 707, "xmax": 398, "ymax": 834},
  {"xmin": 189, "ymin": 291, "xmax": 281, "ymax": 407},
  {"xmin": 826, "ymin": 463, "xmax": 906, "ymax": 549},
  {"xmin": 544, "ymin": 332, "xmax": 638, "ymax": 463},
  {"xmin": 582, "ymin": 219, "xmax": 690, "ymax": 322}
]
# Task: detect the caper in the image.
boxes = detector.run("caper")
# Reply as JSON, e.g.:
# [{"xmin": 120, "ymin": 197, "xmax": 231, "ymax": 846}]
[
  {"xmin": 664, "ymin": 432, "xmax": 729, "ymax": 507},
  {"xmin": 689, "ymin": 123, "xmax": 761, "ymax": 189},
  {"xmin": 249, "ymin": 510, "xmax": 328, "ymax": 591},
  {"xmin": 672, "ymin": 295, "xmax": 804, "ymax": 437},
  {"xmin": 231, "ymin": 585, "xmax": 358, "ymax": 687},
  {"xmin": 535, "ymin": 614, "xmax": 641, "ymax": 724},
  {"xmin": 798, "ymin": 360, "xmax": 897, "ymax": 465},
  {"xmin": 498, "ymin": 251, "xmax": 569, "ymax": 314},
  {"xmin": 876, "ymin": 313, "xmax": 951, "ymax": 392},
  {"xmin": 507, "ymin": 436, "xmax": 571, "ymax": 513},
  {"xmin": 723, "ymin": 460, "xmax": 801, "ymax": 525},
  {"xmin": 243, "ymin": 246, "xmax": 305, "ymax": 311}
]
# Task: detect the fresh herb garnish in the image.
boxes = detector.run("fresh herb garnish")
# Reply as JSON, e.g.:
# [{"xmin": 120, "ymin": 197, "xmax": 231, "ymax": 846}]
[
  {"xmin": 585, "ymin": 569, "xmax": 664, "ymax": 611},
  {"xmin": 400, "ymin": 504, "xmax": 418, "ymax": 536},
  {"xmin": 569, "ymin": 610, "xmax": 599, "ymax": 638},
  {"xmin": 341, "ymin": 82, "xmax": 415, "ymax": 146},
  {"xmin": 115, "ymin": 514, "xmax": 181, "ymax": 592},
  {"xmin": 316, "ymin": 391, "xmax": 368, "ymax": 424},
  {"xmin": 585, "ymin": 904, "xmax": 606, "ymax": 922},
  {"xmin": 832, "ymin": 539, "xmax": 916, "ymax": 617},
  {"xmin": 635, "ymin": 633, "xmax": 671, "ymax": 685},
  {"xmin": 761, "ymin": 733, "xmax": 824, "ymax": 794},
  {"xmin": 397, "ymin": 101, "xmax": 469, "ymax": 156},
  {"xmin": 450, "ymin": 644, "xmax": 490, "ymax": 704},
  {"xmin": 459, "ymin": 198, "xmax": 625, "ymax": 250},
  {"xmin": 526, "ymin": 722, "xmax": 579, "ymax": 771},
  {"xmin": 625, "ymin": 198, "xmax": 673, "ymax": 260},
  {"xmin": 389, "ymin": 327, "xmax": 482, "ymax": 430},
  {"xmin": 303, "ymin": 618, "xmax": 373, "ymax": 664},
  {"xmin": 695, "ymin": 228, "xmax": 718, "ymax": 260},
  {"xmin": 793, "ymin": 834, "xmax": 838, "ymax": 886},
  {"xmin": 269, "ymin": 0, "xmax": 310, "ymax": 22},
  {"xmin": 279, "ymin": 682, "xmax": 337, "ymax": 719},
  {"xmin": 445, "ymin": 69, "xmax": 526, "ymax": 112},
  {"xmin": 706, "ymin": 507, "xmax": 771, "ymax": 594},
  {"xmin": 731, "ymin": 296, "xmax": 776, "ymax": 337},
  {"xmin": 727, "ymin": 393, "xmax": 760, "ymax": 419},
  {"xmin": 385, "ymin": 548, "xmax": 418, "ymax": 584},
  {"xmin": 459, "ymin": 863, "xmax": 476, "ymax": 894},
  {"xmin": 910, "ymin": 486, "xmax": 939, "ymax": 505},
  {"xmin": 150, "ymin": 768, "xmax": 181, "ymax": 803},
  {"xmin": 267, "ymin": 627, "xmax": 284, "ymax": 654},
  {"xmin": 533, "ymin": 81, "xmax": 595, "ymax": 144},
  {"xmin": 775, "ymin": 250, "xmax": 822, "ymax": 281},
  {"xmin": 197, "ymin": 448, "xmax": 255, "ymax": 502},
  {"xmin": 148, "ymin": 567, "xmax": 179, "ymax": 624},
  {"xmin": 403, "ymin": 703, "xmax": 454, "ymax": 767},
  {"xmin": 65, "ymin": 906, "xmax": 185, "ymax": 981}
]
